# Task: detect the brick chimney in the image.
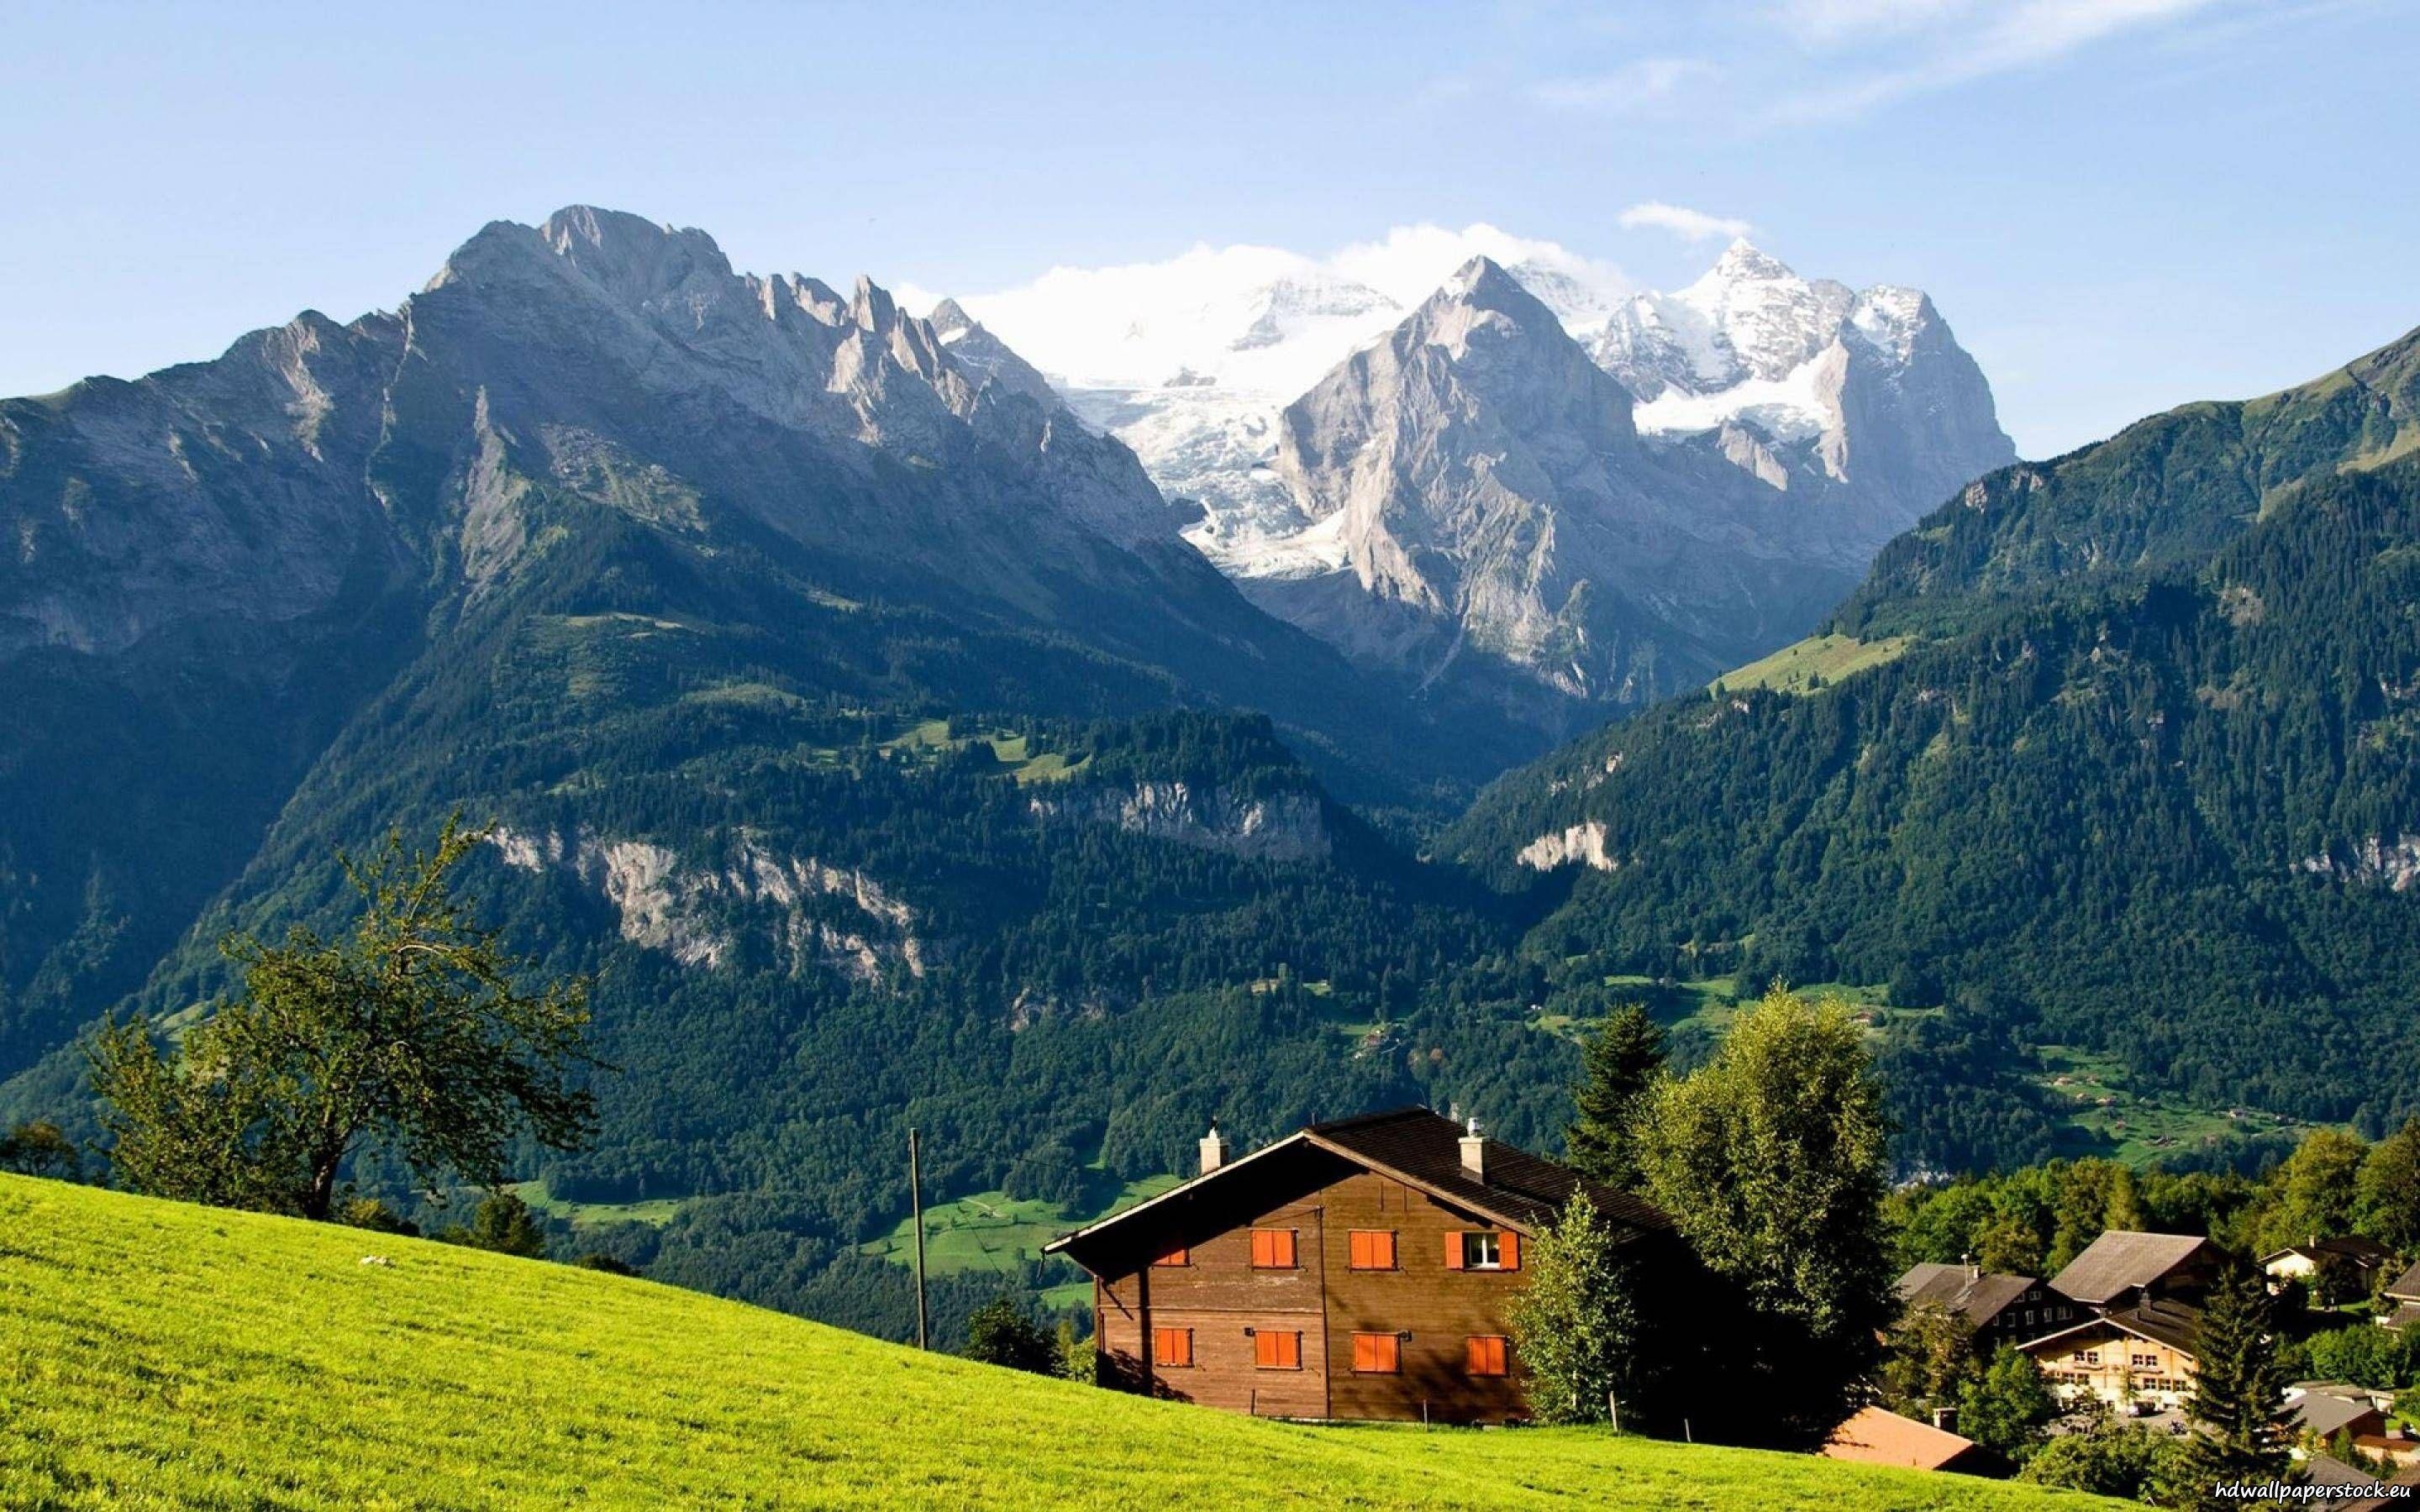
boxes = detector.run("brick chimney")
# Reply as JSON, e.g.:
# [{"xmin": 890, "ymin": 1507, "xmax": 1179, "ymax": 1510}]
[
  {"xmin": 1459, "ymin": 1116, "xmax": 1486, "ymax": 1183},
  {"xmin": 1198, "ymin": 1119, "xmax": 1229, "ymax": 1175}
]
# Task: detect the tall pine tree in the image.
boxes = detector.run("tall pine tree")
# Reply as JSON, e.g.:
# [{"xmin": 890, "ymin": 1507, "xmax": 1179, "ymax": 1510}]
[
  {"xmin": 1564, "ymin": 1004, "xmax": 1664, "ymax": 1189},
  {"xmin": 2175, "ymin": 1266, "xmax": 2289, "ymax": 1502}
]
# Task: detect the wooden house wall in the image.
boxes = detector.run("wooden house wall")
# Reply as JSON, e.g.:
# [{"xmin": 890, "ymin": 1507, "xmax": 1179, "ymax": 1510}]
[{"xmin": 1092, "ymin": 1168, "xmax": 1530, "ymax": 1423}]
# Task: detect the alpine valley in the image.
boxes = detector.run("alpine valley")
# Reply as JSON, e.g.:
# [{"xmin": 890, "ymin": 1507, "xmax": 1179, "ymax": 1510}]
[{"xmin": 4, "ymin": 207, "xmax": 2415, "ymax": 1342}]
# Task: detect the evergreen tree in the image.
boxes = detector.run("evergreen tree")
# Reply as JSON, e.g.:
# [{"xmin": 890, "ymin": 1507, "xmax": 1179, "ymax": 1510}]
[
  {"xmin": 88, "ymin": 818, "xmax": 597, "ymax": 1221},
  {"xmin": 1636, "ymin": 986, "xmax": 1896, "ymax": 1448},
  {"xmin": 1563, "ymin": 1005, "xmax": 1664, "ymax": 1189},
  {"xmin": 1506, "ymin": 1192, "xmax": 1647, "ymax": 1427},
  {"xmin": 2177, "ymin": 1267, "xmax": 2291, "ymax": 1500},
  {"xmin": 442, "ymin": 1189, "xmax": 550, "ymax": 1258},
  {"xmin": 1878, "ymin": 1303, "xmax": 1977, "ymax": 1418}
]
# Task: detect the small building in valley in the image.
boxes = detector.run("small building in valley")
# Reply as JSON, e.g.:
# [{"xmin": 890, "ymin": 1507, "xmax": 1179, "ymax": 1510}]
[
  {"xmin": 2017, "ymin": 1297, "xmax": 2202, "ymax": 1413},
  {"xmin": 1897, "ymin": 1261, "xmax": 2071, "ymax": 1346},
  {"xmin": 1044, "ymin": 1107, "xmax": 1679, "ymax": 1424}
]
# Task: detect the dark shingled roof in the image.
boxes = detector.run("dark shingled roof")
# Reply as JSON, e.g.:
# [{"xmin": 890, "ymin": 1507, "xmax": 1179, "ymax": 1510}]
[
  {"xmin": 2018, "ymin": 1297, "xmax": 2203, "ymax": 1358},
  {"xmin": 2386, "ymin": 1259, "xmax": 2420, "ymax": 1301},
  {"xmin": 1897, "ymin": 1263, "xmax": 2036, "ymax": 1328},
  {"xmin": 2049, "ymin": 1231, "xmax": 2218, "ymax": 1305},
  {"xmin": 1302, "ymin": 1108, "xmax": 1671, "ymax": 1236}
]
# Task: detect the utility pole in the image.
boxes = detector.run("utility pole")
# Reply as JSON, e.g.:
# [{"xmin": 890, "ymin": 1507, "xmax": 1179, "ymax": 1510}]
[{"xmin": 908, "ymin": 1126, "xmax": 929, "ymax": 1351}]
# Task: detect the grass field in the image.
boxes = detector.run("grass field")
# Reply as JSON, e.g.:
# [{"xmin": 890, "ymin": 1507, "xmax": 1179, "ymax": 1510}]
[
  {"xmin": 859, "ymin": 1175, "xmax": 1182, "ymax": 1309},
  {"xmin": 510, "ymin": 1174, "xmax": 685, "ymax": 1229},
  {"xmin": 0, "ymin": 1176, "xmax": 2119, "ymax": 1510},
  {"xmin": 1712, "ymin": 633, "xmax": 1913, "ymax": 695},
  {"xmin": 2032, "ymin": 1044, "xmax": 2314, "ymax": 1162}
]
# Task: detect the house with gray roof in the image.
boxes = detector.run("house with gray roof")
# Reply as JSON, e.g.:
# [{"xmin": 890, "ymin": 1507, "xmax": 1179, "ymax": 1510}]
[
  {"xmin": 1896, "ymin": 1261, "xmax": 2075, "ymax": 1345},
  {"xmin": 2049, "ymin": 1231, "xmax": 2225, "ymax": 1310}
]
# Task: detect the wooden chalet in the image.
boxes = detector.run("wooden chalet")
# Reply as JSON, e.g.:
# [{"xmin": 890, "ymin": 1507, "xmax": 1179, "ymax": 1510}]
[
  {"xmin": 1896, "ymin": 1261, "xmax": 2072, "ymax": 1346},
  {"xmin": 1044, "ymin": 1108, "xmax": 1679, "ymax": 1424},
  {"xmin": 2017, "ymin": 1297, "xmax": 2202, "ymax": 1413},
  {"xmin": 2262, "ymin": 1236, "xmax": 2396, "ymax": 1299}
]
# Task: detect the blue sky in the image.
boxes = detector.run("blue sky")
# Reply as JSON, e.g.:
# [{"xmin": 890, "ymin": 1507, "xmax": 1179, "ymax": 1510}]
[{"xmin": 1, "ymin": 0, "xmax": 2410, "ymax": 454}]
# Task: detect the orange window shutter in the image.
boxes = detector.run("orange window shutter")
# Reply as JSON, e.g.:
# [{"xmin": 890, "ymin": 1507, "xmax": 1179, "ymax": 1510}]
[
  {"xmin": 1354, "ymin": 1332, "xmax": 1399, "ymax": 1373},
  {"xmin": 1277, "ymin": 1230, "xmax": 1296, "ymax": 1267},
  {"xmin": 1250, "ymin": 1231, "xmax": 1270, "ymax": 1267},
  {"xmin": 1277, "ymin": 1331, "xmax": 1300, "ymax": 1368},
  {"xmin": 1254, "ymin": 1331, "xmax": 1276, "ymax": 1368},
  {"xmin": 1444, "ymin": 1231, "xmax": 1465, "ymax": 1269},
  {"xmin": 1376, "ymin": 1230, "xmax": 1396, "ymax": 1268},
  {"xmin": 1500, "ymin": 1231, "xmax": 1520, "ymax": 1270},
  {"xmin": 1349, "ymin": 1231, "xmax": 1369, "ymax": 1268}
]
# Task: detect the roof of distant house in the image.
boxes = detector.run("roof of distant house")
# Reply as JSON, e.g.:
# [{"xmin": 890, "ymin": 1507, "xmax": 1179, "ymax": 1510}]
[
  {"xmin": 2306, "ymin": 1453, "xmax": 2386, "ymax": 1492},
  {"xmin": 2262, "ymin": 1236, "xmax": 2396, "ymax": 1268},
  {"xmin": 2292, "ymin": 1391, "xmax": 2387, "ymax": 1439},
  {"xmin": 2049, "ymin": 1231, "xmax": 2219, "ymax": 1305},
  {"xmin": 1897, "ymin": 1263, "xmax": 2037, "ymax": 1327},
  {"xmin": 1822, "ymin": 1406, "xmax": 1993, "ymax": 1473},
  {"xmin": 2020, "ymin": 1297, "xmax": 2203, "ymax": 1357},
  {"xmin": 2386, "ymin": 1259, "xmax": 2420, "ymax": 1301}
]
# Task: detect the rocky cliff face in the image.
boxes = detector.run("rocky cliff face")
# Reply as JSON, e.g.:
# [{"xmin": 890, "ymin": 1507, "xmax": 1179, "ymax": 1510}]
[
  {"xmin": 947, "ymin": 235, "xmax": 2011, "ymax": 723},
  {"xmin": 1028, "ymin": 781, "xmax": 1332, "ymax": 862}
]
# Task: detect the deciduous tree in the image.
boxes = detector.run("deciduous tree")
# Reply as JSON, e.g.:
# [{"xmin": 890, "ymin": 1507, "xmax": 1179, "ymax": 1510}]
[
  {"xmin": 1635, "ymin": 985, "xmax": 1896, "ymax": 1447},
  {"xmin": 90, "ymin": 818, "xmax": 596, "ymax": 1221},
  {"xmin": 1507, "ymin": 1191, "xmax": 1647, "ymax": 1426}
]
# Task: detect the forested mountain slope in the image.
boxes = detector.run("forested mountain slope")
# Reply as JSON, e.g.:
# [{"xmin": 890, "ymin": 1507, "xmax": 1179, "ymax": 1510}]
[
  {"xmin": 0, "ymin": 206, "xmax": 1528, "ymax": 1095},
  {"xmin": 1451, "ymin": 331, "xmax": 2420, "ymax": 1170}
]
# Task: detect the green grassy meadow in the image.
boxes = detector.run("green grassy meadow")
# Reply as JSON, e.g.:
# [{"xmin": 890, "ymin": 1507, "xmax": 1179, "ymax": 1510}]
[
  {"xmin": 0, "ymin": 1176, "xmax": 2120, "ymax": 1510},
  {"xmin": 1711, "ymin": 633, "xmax": 1913, "ymax": 696},
  {"xmin": 859, "ymin": 1175, "xmax": 1182, "ymax": 1309}
]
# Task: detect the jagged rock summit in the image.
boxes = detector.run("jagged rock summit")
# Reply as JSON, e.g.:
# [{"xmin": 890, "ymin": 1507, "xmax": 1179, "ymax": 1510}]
[{"xmin": 1243, "ymin": 255, "xmax": 1853, "ymax": 717}]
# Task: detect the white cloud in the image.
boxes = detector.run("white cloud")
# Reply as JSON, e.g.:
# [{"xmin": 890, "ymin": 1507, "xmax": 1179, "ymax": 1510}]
[
  {"xmin": 1618, "ymin": 202, "xmax": 1754, "ymax": 243},
  {"xmin": 936, "ymin": 224, "xmax": 1634, "ymax": 391},
  {"xmin": 1765, "ymin": 0, "xmax": 2232, "ymax": 120},
  {"xmin": 1531, "ymin": 56, "xmax": 1719, "ymax": 112}
]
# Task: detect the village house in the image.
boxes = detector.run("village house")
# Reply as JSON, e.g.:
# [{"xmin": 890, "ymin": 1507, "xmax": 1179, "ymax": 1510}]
[
  {"xmin": 2048, "ymin": 1231, "xmax": 2226, "ymax": 1312},
  {"xmin": 2017, "ymin": 1296, "xmax": 2203, "ymax": 1413},
  {"xmin": 2381, "ymin": 1259, "xmax": 2420, "ymax": 1331},
  {"xmin": 1896, "ymin": 1260, "xmax": 2072, "ymax": 1346},
  {"xmin": 1044, "ymin": 1108, "xmax": 1680, "ymax": 1424},
  {"xmin": 2261, "ymin": 1236, "xmax": 2396, "ymax": 1301},
  {"xmin": 2008, "ymin": 1231, "xmax": 2228, "ymax": 1414}
]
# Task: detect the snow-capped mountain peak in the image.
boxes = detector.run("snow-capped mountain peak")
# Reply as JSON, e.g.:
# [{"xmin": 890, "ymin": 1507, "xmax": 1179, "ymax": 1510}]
[{"xmin": 923, "ymin": 226, "xmax": 2011, "ymax": 603}]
